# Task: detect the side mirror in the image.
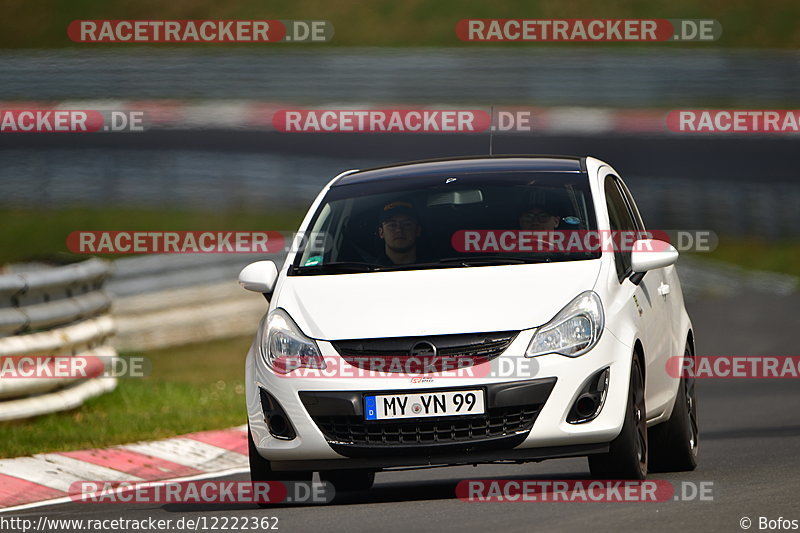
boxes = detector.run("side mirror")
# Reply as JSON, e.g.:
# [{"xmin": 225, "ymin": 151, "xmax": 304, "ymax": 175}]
[
  {"xmin": 239, "ymin": 261, "xmax": 278, "ymax": 294},
  {"xmin": 630, "ymin": 239, "xmax": 678, "ymax": 280}
]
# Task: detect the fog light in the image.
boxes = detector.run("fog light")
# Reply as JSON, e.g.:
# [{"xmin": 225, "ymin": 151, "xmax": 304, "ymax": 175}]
[
  {"xmin": 567, "ymin": 367, "xmax": 609, "ymax": 424},
  {"xmin": 259, "ymin": 388, "xmax": 297, "ymax": 440}
]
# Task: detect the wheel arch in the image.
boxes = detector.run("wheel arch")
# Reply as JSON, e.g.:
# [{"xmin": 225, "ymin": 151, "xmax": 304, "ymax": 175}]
[{"xmin": 632, "ymin": 339, "xmax": 645, "ymax": 383}]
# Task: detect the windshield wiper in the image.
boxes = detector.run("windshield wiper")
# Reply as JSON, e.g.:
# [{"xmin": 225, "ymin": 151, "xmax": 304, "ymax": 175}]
[
  {"xmin": 437, "ymin": 256, "xmax": 551, "ymax": 266},
  {"xmin": 291, "ymin": 261, "xmax": 380, "ymax": 275},
  {"xmin": 292, "ymin": 257, "xmax": 553, "ymax": 274}
]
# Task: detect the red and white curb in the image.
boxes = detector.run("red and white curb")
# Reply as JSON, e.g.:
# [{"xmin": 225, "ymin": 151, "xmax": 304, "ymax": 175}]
[
  {"xmin": 0, "ymin": 425, "xmax": 249, "ymax": 512},
  {"xmin": 0, "ymin": 100, "xmax": 669, "ymax": 134}
]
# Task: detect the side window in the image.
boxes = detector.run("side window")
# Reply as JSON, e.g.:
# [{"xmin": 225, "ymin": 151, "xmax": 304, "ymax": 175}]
[
  {"xmin": 299, "ymin": 203, "xmax": 334, "ymax": 265},
  {"xmin": 604, "ymin": 176, "xmax": 637, "ymax": 282},
  {"xmin": 615, "ymin": 177, "xmax": 645, "ymax": 231}
]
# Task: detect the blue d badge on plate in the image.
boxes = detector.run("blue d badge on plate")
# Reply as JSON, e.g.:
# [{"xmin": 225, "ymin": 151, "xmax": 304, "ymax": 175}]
[{"xmin": 365, "ymin": 396, "xmax": 377, "ymax": 420}]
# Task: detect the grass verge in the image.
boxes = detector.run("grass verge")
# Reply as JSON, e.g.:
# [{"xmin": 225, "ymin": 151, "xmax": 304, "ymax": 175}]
[
  {"xmin": 0, "ymin": 335, "xmax": 252, "ymax": 458},
  {"xmin": 690, "ymin": 239, "xmax": 800, "ymax": 278}
]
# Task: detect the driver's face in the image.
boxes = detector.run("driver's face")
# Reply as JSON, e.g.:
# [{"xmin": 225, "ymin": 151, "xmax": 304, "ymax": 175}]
[
  {"xmin": 379, "ymin": 215, "xmax": 420, "ymax": 251},
  {"xmin": 519, "ymin": 208, "xmax": 560, "ymax": 231}
]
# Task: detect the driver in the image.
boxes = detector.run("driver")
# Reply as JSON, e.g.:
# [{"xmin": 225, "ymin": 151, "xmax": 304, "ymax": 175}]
[
  {"xmin": 518, "ymin": 203, "xmax": 561, "ymax": 231},
  {"xmin": 377, "ymin": 201, "xmax": 421, "ymax": 265}
]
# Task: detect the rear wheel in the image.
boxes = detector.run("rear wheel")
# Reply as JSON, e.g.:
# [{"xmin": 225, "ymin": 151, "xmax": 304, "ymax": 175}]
[
  {"xmin": 588, "ymin": 356, "xmax": 647, "ymax": 480},
  {"xmin": 648, "ymin": 342, "xmax": 699, "ymax": 472},
  {"xmin": 319, "ymin": 469, "xmax": 376, "ymax": 492}
]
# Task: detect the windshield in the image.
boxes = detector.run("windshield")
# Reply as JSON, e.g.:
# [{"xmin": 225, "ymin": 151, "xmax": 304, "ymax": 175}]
[{"xmin": 291, "ymin": 171, "xmax": 599, "ymax": 275}]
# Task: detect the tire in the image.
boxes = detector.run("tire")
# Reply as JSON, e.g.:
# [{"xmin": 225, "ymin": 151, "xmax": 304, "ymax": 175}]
[
  {"xmin": 248, "ymin": 424, "xmax": 312, "ymax": 507},
  {"xmin": 648, "ymin": 342, "xmax": 699, "ymax": 472},
  {"xmin": 588, "ymin": 356, "xmax": 648, "ymax": 480},
  {"xmin": 319, "ymin": 469, "xmax": 375, "ymax": 492}
]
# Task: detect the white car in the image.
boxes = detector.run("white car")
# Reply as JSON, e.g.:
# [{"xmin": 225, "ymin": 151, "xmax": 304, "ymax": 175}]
[{"xmin": 240, "ymin": 155, "xmax": 698, "ymax": 491}]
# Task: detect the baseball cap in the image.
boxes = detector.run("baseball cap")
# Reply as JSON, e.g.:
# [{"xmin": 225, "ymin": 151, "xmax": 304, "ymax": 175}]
[
  {"xmin": 379, "ymin": 201, "xmax": 418, "ymax": 223},
  {"xmin": 521, "ymin": 203, "xmax": 551, "ymax": 213}
]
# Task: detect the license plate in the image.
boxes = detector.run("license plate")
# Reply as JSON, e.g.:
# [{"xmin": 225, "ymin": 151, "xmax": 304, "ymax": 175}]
[{"xmin": 364, "ymin": 389, "xmax": 485, "ymax": 420}]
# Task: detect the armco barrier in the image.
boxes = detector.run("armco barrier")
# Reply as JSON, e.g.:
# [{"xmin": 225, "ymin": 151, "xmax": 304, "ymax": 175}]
[
  {"xmin": 0, "ymin": 259, "xmax": 117, "ymax": 421},
  {"xmin": 0, "ymin": 258, "xmax": 112, "ymax": 336},
  {"xmin": 108, "ymin": 253, "xmax": 275, "ymax": 297},
  {"xmin": 3, "ymin": 49, "xmax": 799, "ymax": 105},
  {"xmin": 108, "ymin": 253, "xmax": 278, "ymax": 351}
]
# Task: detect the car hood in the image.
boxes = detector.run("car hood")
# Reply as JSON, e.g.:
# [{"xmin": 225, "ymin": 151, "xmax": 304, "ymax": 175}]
[{"xmin": 276, "ymin": 260, "xmax": 602, "ymax": 340}]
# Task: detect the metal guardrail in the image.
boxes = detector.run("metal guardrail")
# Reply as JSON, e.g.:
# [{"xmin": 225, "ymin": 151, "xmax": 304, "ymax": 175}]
[
  {"xmin": 0, "ymin": 259, "xmax": 117, "ymax": 421},
  {"xmin": 108, "ymin": 253, "xmax": 278, "ymax": 297},
  {"xmin": 0, "ymin": 258, "xmax": 112, "ymax": 336},
  {"xmin": 0, "ymin": 254, "xmax": 276, "ymax": 419},
  {"xmin": 2, "ymin": 49, "xmax": 800, "ymax": 106},
  {"xmin": 109, "ymin": 253, "xmax": 279, "ymax": 351}
]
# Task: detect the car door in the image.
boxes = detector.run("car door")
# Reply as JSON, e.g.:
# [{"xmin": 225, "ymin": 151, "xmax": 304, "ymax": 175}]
[{"xmin": 603, "ymin": 174, "xmax": 672, "ymax": 415}]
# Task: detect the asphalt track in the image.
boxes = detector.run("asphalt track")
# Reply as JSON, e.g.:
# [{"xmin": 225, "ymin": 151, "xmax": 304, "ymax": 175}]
[{"xmin": 3, "ymin": 133, "xmax": 799, "ymax": 532}]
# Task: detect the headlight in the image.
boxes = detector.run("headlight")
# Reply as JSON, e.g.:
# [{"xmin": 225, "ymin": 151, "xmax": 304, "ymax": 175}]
[
  {"xmin": 525, "ymin": 291, "xmax": 604, "ymax": 358},
  {"xmin": 260, "ymin": 308, "xmax": 325, "ymax": 373}
]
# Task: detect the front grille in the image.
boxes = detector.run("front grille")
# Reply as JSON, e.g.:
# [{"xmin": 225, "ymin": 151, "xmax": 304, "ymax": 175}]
[
  {"xmin": 331, "ymin": 331, "xmax": 518, "ymax": 373},
  {"xmin": 312, "ymin": 404, "xmax": 541, "ymax": 447}
]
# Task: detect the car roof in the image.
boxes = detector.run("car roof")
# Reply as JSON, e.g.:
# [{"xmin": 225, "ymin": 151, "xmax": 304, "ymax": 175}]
[{"xmin": 333, "ymin": 155, "xmax": 587, "ymax": 187}]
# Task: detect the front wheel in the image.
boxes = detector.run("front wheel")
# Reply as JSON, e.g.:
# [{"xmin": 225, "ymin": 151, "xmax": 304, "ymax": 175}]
[
  {"xmin": 588, "ymin": 356, "xmax": 648, "ymax": 480},
  {"xmin": 248, "ymin": 424, "xmax": 312, "ymax": 506},
  {"xmin": 648, "ymin": 342, "xmax": 699, "ymax": 472}
]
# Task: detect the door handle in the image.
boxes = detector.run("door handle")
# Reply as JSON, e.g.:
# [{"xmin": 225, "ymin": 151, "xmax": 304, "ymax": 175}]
[{"xmin": 658, "ymin": 283, "xmax": 671, "ymax": 297}]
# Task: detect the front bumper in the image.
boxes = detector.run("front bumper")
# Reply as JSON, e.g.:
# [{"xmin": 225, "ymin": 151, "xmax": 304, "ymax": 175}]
[
  {"xmin": 246, "ymin": 326, "xmax": 633, "ymax": 469},
  {"xmin": 300, "ymin": 378, "xmax": 556, "ymax": 458}
]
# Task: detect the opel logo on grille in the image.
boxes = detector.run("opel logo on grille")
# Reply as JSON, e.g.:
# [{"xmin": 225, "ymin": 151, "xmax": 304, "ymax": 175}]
[{"xmin": 410, "ymin": 341, "xmax": 437, "ymax": 358}]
